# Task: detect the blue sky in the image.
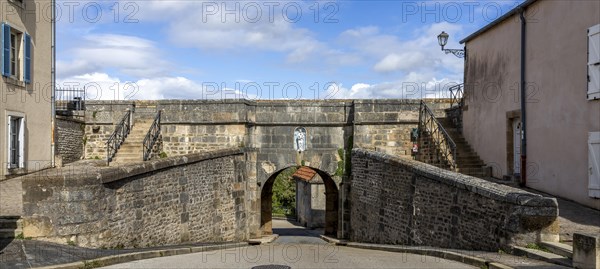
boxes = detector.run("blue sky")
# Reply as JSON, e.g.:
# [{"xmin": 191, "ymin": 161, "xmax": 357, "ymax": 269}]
[{"xmin": 56, "ymin": 0, "xmax": 524, "ymax": 100}]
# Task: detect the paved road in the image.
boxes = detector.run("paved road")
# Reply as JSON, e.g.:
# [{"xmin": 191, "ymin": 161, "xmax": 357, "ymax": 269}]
[
  {"xmin": 102, "ymin": 219, "xmax": 476, "ymax": 269},
  {"xmin": 271, "ymin": 218, "xmax": 326, "ymax": 245}
]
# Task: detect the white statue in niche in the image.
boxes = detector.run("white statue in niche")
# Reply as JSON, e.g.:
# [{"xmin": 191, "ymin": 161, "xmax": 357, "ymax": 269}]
[{"xmin": 294, "ymin": 127, "xmax": 307, "ymax": 152}]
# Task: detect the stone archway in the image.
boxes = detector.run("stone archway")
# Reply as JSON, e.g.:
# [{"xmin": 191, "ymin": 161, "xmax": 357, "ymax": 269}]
[{"xmin": 260, "ymin": 166, "xmax": 339, "ymax": 237}]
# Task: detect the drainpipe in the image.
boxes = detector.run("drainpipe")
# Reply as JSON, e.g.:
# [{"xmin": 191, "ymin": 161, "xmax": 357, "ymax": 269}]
[
  {"xmin": 519, "ymin": 9, "xmax": 527, "ymax": 187},
  {"xmin": 50, "ymin": 0, "xmax": 56, "ymax": 167}
]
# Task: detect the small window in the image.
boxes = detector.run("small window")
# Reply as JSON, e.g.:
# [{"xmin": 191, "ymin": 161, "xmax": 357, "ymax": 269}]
[
  {"xmin": 7, "ymin": 115, "xmax": 24, "ymax": 169},
  {"xmin": 588, "ymin": 24, "xmax": 600, "ymax": 100}
]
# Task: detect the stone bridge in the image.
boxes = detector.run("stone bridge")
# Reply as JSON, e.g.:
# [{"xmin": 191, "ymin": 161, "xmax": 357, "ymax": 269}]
[
  {"xmin": 76, "ymin": 99, "xmax": 449, "ymax": 238},
  {"xmin": 21, "ymin": 99, "xmax": 559, "ymax": 252}
]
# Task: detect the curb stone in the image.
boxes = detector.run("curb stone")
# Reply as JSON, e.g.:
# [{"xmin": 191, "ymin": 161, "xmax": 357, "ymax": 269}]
[
  {"xmin": 320, "ymin": 240, "xmax": 516, "ymax": 269},
  {"xmin": 489, "ymin": 262, "xmax": 514, "ymax": 269},
  {"xmin": 32, "ymin": 242, "xmax": 248, "ymax": 269},
  {"xmin": 320, "ymin": 235, "xmax": 348, "ymax": 245},
  {"xmin": 249, "ymin": 234, "xmax": 279, "ymax": 245}
]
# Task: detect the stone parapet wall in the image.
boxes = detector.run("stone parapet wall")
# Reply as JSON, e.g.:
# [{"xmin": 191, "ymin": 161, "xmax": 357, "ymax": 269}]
[
  {"xmin": 21, "ymin": 148, "xmax": 248, "ymax": 248},
  {"xmin": 55, "ymin": 117, "xmax": 84, "ymax": 164},
  {"xmin": 80, "ymin": 100, "xmax": 452, "ymax": 160},
  {"xmin": 352, "ymin": 100, "xmax": 448, "ymax": 157},
  {"xmin": 350, "ymin": 149, "xmax": 558, "ymax": 251}
]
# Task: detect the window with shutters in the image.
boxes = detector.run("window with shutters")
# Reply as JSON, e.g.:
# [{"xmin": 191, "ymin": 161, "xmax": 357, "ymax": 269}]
[
  {"xmin": 1, "ymin": 23, "xmax": 31, "ymax": 83},
  {"xmin": 589, "ymin": 24, "xmax": 600, "ymax": 100},
  {"xmin": 7, "ymin": 115, "xmax": 24, "ymax": 169}
]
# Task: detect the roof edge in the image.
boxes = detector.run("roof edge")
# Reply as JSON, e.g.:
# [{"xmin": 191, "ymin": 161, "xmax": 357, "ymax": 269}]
[{"xmin": 460, "ymin": 0, "xmax": 538, "ymax": 44}]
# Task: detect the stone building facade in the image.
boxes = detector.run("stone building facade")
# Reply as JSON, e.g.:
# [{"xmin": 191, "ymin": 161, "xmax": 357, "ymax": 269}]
[
  {"xmin": 459, "ymin": 0, "xmax": 600, "ymax": 209},
  {"xmin": 1, "ymin": 0, "xmax": 53, "ymax": 180}
]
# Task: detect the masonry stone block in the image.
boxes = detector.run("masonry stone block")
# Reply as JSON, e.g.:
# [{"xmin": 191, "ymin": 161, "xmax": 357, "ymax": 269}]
[{"xmin": 574, "ymin": 233, "xmax": 600, "ymax": 269}]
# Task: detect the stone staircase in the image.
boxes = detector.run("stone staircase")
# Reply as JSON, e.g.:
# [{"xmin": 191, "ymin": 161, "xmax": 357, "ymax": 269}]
[
  {"xmin": 111, "ymin": 118, "xmax": 154, "ymax": 164},
  {"xmin": 0, "ymin": 216, "xmax": 22, "ymax": 239},
  {"xmin": 437, "ymin": 117, "xmax": 487, "ymax": 178},
  {"xmin": 511, "ymin": 241, "xmax": 575, "ymax": 268}
]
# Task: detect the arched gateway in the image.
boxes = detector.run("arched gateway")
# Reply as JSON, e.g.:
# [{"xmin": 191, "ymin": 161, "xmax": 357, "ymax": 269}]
[{"xmin": 260, "ymin": 166, "xmax": 339, "ymax": 236}]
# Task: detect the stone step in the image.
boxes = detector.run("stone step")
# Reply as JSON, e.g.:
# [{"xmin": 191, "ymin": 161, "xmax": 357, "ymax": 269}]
[
  {"xmin": 127, "ymin": 132, "xmax": 148, "ymax": 135},
  {"xmin": 0, "ymin": 228, "xmax": 22, "ymax": 238},
  {"xmin": 0, "ymin": 217, "xmax": 22, "ymax": 230},
  {"xmin": 539, "ymin": 241, "xmax": 573, "ymax": 259},
  {"xmin": 457, "ymin": 164, "xmax": 484, "ymax": 169},
  {"xmin": 457, "ymin": 156, "xmax": 482, "ymax": 161},
  {"xmin": 114, "ymin": 152, "xmax": 142, "ymax": 156},
  {"xmin": 127, "ymin": 132, "xmax": 150, "ymax": 136},
  {"xmin": 115, "ymin": 145, "xmax": 144, "ymax": 151},
  {"xmin": 457, "ymin": 159, "xmax": 484, "ymax": 165},
  {"xmin": 0, "ymin": 216, "xmax": 23, "ymax": 239},
  {"xmin": 455, "ymin": 152, "xmax": 479, "ymax": 158},
  {"xmin": 121, "ymin": 140, "xmax": 144, "ymax": 144},
  {"xmin": 511, "ymin": 246, "xmax": 572, "ymax": 267}
]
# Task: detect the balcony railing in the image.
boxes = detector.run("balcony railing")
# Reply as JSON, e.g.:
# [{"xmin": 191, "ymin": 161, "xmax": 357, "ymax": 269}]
[{"xmin": 56, "ymin": 87, "xmax": 85, "ymax": 111}]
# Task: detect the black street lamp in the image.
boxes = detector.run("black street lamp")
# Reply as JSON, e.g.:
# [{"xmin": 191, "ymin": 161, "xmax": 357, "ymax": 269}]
[{"xmin": 437, "ymin": 31, "xmax": 465, "ymax": 58}]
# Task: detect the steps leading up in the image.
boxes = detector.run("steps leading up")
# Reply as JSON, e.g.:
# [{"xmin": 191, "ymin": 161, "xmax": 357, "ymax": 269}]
[
  {"xmin": 511, "ymin": 245, "xmax": 573, "ymax": 268},
  {"xmin": 437, "ymin": 117, "xmax": 487, "ymax": 178},
  {"xmin": 0, "ymin": 217, "xmax": 22, "ymax": 238},
  {"xmin": 539, "ymin": 241, "xmax": 573, "ymax": 259},
  {"xmin": 111, "ymin": 119, "xmax": 154, "ymax": 164}
]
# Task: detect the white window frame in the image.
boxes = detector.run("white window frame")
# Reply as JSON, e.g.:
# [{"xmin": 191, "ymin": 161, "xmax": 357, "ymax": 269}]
[
  {"xmin": 6, "ymin": 111, "xmax": 25, "ymax": 169},
  {"xmin": 590, "ymin": 132, "xmax": 600, "ymax": 198},
  {"xmin": 8, "ymin": 28, "xmax": 22, "ymax": 81},
  {"xmin": 588, "ymin": 24, "xmax": 600, "ymax": 100}
]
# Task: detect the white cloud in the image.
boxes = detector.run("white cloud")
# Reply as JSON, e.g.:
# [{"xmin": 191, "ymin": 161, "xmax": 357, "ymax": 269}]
[
  {"xmin": 130, "ymin": 0, "xmax": 335, "ymax": 65},
  {"xmin": 328, "ymin": 75, "xmax": 461, "ymax": 100},
  {"xmin": 57, "ymin": 34, "xmax": 170, "ymax": 79},
  {"xmin": 57, "ymin": 73, "xmax": 128, "ymax": 101},
  {"xmin": 338, "ymin": 22, "xmax": 464, "ymax": 75},
  {"xmin": 57, "ymin": 73, "xmax": 255, "ymax": 101},
  {"xmin": 373, "ymin": 52, "xmax": 426, "ymax": 72}
]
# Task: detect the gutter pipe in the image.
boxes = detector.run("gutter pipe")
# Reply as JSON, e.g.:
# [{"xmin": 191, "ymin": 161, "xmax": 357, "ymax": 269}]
[{"xmin": 519, "ymin": 9, "xmax": 527, "ymax": 187}]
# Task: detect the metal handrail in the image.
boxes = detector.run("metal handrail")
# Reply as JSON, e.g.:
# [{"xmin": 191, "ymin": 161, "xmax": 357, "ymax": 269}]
[
  {"xmin": 143, "ymin": 110, "xmax": 162, "ymax": 161},
  {"xmin": 418, "ymin": 100, "xmax": 457, "ymax": 171},
  {"xmin": 449, "ymin": 83, "xmax": 464, "ymax": 108},
  {"xmin": 106, "ymin": 110, "xmax": 132, "ymax": 163}
]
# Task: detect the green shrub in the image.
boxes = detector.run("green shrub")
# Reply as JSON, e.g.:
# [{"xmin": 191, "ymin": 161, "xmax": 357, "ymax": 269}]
[{"xmin": 272, "ymin": 167, "xmax": 297, "ymax": 217}]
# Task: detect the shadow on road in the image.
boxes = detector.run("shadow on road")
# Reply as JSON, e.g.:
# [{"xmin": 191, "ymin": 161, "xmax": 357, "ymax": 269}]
[{"xmin": 272, "ymin": 218, "xmax": 326, "ymax": 244}]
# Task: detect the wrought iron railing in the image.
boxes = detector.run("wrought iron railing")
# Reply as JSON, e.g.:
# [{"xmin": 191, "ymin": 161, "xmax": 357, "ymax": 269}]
[
  {"xmin": 56, "ymin": 87, "xmax": 85, "ymax": 111},
  {"xmin": 143, "ymin": 110, "xmax": 162, "ymax": 161},
  {"xmin": 449, "ymin": 83, "xmax": 464, "ymax": 108},
  {"xmin": 106, "ymin": 110, "xmax": 132, "ymax": 163},
  {"xmin": 418, "ymin": 100, "xmax": 457, "ymax": 171}
]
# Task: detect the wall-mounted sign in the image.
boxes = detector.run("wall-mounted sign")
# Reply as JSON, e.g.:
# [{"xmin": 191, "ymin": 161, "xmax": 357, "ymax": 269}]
[{"xmin": 294, "ymin": 127, "xmax": 307, "ymax": 152}]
